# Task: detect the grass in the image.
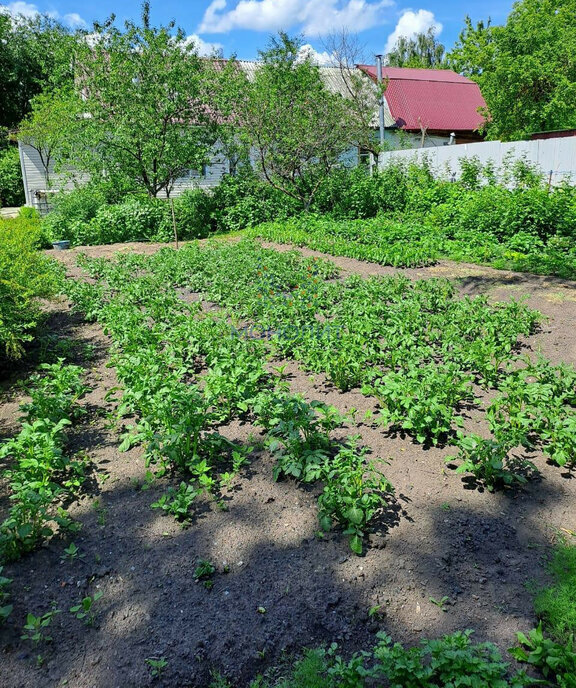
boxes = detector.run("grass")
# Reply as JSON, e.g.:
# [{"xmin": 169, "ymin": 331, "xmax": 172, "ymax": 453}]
[{"xmin": 534, "ymin": 542, "xmax": 576, "ymax": 644}]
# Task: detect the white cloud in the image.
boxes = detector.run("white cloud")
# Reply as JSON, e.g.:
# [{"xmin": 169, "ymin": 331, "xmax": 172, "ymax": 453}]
[
  {"xmin": 297, "ymin": 43, "xmax": 335, "ymax": 65},
  {"xmin": 184, "ymin": 33, "xmax": 224, "ymax": 56},
  {"xmin": 199, "ymin": 0, "xmax": 393, "ymax": 37},
  {"xmin": 0, "ymin": 1, "xmax": 87, "ymax": 28},
  {"xmin": 63, "ymin": 12, "xmax": 87, "ymax": 28},
  {"xmin": 384, "ymin": 9, "xmax": 442, "ymax": 54}
]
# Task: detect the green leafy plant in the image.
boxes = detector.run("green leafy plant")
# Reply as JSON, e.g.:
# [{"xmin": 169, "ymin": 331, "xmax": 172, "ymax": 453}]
[
  {"xmin": 145, "ymin": 656, "xmax": 168, "ymax": 678},
  {"xmin": 70, "ymin": 590, "xmax": 103, "ymax": 626},
  {"xmin": 194, "ymin": 560, "xmax": 216, "ymax": 589},
  {"xmin": 510, "ymin": 624, "xmax": 576, "ymax": 686},
  {"xmin": 21, "ymin": 604, "xmax": 61, "ymax": 646}
]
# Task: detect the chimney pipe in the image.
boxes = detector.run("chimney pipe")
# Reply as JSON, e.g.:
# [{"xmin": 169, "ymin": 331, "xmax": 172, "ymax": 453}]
[{"xmin": 375, "ymin": 54, "xmax": 385, "ymax": 151}]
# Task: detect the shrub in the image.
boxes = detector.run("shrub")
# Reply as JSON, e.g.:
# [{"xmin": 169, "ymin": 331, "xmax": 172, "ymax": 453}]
[
  {"xmin": 43, "ymin": 186, "xmax": 107, "ymax": 242},
  {"xmin": 89, "ymin": 196, "xmax": 170, "ymax": 244},
  {"xmin": 0, "ymin": 146, "xmax": 25, "ymax": 207},
  {"xmin": 211, "ymin": 170, "xmax": 298, "ymax": 232},
  {"xmin": 170, "ymin": 189, "xmax": 216, "ymax": 239},
  {"xmin": 0, "ymin": 212, "xmax": 61, "ymax": 362},
  {"xmin": 313, "ymin": 167, "xmax": 382, "ymax": 219}
]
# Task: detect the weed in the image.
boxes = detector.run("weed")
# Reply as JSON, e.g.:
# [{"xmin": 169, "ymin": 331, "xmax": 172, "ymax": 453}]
[
  {"xmin": 194, "ymin": 560, "xmax": 216, "ymax": 589},
  {"xmin": 70, "ymin": 590, "xmax": 103, "ymax": 626},
  {"xmin": 21, "ymin": 604, "xmax": 61, "ymax": 646},
  {"xmin": 146, "ymin": 656, "xmax": 168, "ymax": 678}
]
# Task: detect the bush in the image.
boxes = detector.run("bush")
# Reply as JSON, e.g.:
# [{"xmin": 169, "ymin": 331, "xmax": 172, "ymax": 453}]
[
  {"xmin": 0, "ymin": 146, "xmax": 25, "ymax": 207},
  {"xmin": 313, "ymin": 167, "xmax": 382, "ymax": 219},
  {"xmin": 0, "ymin": 211, "xmax": 61, "ymax": 363},
  {"xmin": 171, "ymin": 189, "xmax": 216, "ymax": 239},
  {"xmin": 211, "ymin": 171, "xmax": 298, "ymax": 232},
  {"xmin": 43, "ymin": 186, "xmax": 107, "ymax": 242}
]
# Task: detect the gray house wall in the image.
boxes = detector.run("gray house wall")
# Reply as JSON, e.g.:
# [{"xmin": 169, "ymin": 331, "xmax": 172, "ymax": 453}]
[{"xmin": 18, "ymin": 141, "xmax": 230, "ymax": 213}]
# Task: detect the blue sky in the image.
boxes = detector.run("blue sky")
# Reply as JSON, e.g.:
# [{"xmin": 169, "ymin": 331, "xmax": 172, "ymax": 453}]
[{"xmin": 1, "ymin": 0, "xmax": 514, "ymax": 62}]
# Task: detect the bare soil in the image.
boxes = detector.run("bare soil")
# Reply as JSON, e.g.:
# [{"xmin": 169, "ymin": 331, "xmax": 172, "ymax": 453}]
[{"xmin": 1, "ymin": 241, "xmax": 575, "ymax": 688}]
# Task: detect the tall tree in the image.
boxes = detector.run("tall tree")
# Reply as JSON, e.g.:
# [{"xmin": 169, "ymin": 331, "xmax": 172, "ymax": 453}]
[
  {"xmin": 17, "ymin": 89, "xmax": 82, "ymax": 187},
  {"xmin": 386, "ymin": 28, "xmax": 446, "ymax": 68},
  {"xmin": 237, "ymin": 33, "xmax": 357, "ymax": 209},
  {"xmin": 68, "ymin": 2, "xmax": 224, "ymax": 197},
  {"xmin": 322, "ymin": 29, "xmax": 382, "ymax": 158},
  {"xmin": 0, "ymin": 13, "xmax": 75, "ymax": 131},
  {"xmin": 447, "ymin": 0, "xmax": 576, "ymax": 140}
]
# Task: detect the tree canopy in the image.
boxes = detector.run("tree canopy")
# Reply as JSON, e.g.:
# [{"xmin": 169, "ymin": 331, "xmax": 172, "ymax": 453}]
[
  {"xmin": 66, "ymin": 2, "xmax": 226, "ymax": 197},
  {"xmin": 385, "ymin": 28, "xmax": 446, "ymax": 69},
  {"xmin": 236, "ymin": 33, "xmax": 358, "ymax": 209},
  {"xmin": 447, "ymin": 0, "xmax": 576, "ymax": 140}
]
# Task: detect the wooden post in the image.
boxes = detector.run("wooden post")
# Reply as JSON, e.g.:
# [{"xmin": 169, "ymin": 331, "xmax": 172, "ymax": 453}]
[
  {"xmin": 547, "ymin": 170, "xmax": 553, "ymax": 193},
  {"xmin": 170, "ymin": 197, "xmax": 179, "ymax": 250}
]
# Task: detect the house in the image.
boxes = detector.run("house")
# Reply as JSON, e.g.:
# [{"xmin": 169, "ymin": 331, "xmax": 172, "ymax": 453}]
[
  {"xmin": 18, "ymin": 63, "xmax": 486, "ymax": 210},
  {"xmin": 357, "ymin": 65, "xmax": 487, "ymax": 148}
]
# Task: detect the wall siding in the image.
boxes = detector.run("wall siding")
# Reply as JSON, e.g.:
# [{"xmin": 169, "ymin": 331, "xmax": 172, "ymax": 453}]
[{"xmin": 19, "ymin": 143, "xmax": 229, "ymax": 212}]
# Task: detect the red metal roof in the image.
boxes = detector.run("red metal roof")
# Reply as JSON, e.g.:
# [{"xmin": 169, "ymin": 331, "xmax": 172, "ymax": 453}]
[{"xmin": 358, "ymin": 65, "xmax": 487, "ymax": 132}]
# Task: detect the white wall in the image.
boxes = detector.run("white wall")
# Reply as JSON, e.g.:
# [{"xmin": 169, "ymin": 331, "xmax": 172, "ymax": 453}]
[{"xmin": 379, "ymin": 137, "xmax": 576, "ymax": 185}]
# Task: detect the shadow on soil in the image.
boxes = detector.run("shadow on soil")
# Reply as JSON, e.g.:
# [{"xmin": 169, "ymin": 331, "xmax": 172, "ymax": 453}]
[{"xmin": 0, "ymin": 452, "xmax": 563, "ymax": 688}]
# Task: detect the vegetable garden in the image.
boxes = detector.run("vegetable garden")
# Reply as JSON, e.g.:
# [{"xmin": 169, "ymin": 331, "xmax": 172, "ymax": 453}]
[{"xmin": 1, "ymin": 237, "xmax": 576, "ymax": 687}]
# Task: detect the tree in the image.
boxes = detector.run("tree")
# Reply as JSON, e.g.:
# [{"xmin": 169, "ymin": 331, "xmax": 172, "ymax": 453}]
[
  {"xmin": 446, "ymin": 16, "xmax": 494, "ymax": 80},
  {"xmin": 68, "ymin": 2, "xmax": 224, "ymax": 197},
  {"xmin": 17, "ymin": 89, "xmax": 82, "ymax": 188},
  {"xmin": 0, "ymin": 13, "xmax": 75, "ymax": 130},
  {"xmin": 385, "ymin": 28, "xmax": 446, "ymax": 68},
  {"xmin": 237, "ymin": 33, "xmax": 357, "ymax": 209},
  {"xmin": 447, "ymin": 0, "xmax": 576, "ymax": 140},
  {"xmin": 322, "ymin": 30, "xmax": 382, "ymax": 158}
]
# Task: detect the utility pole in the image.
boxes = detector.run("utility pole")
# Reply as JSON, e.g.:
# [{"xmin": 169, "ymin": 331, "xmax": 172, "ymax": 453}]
[{"xmin": 375, "ymin": 54, "xmax": 385, "ymax": 171}]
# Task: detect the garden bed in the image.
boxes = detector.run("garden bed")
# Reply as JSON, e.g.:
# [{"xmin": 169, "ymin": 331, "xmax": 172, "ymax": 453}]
[{"xmin": 0, "ymin": 240, "xmax": 575, "ymax": 687}]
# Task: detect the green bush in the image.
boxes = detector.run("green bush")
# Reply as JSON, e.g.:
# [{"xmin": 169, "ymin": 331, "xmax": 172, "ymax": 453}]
[
  {"xmin": 43, "ymin": 186, "xmax": 107, "ymax": 242},
  {"xmin": 211, "ymin": 170, "xmax": 298, "ymax": 232},
  {"xmin": 0, "ymin": 146, "xmax": 25, "ymax": 207},
  {"xmin": 0, "ymin": 212, "xmax": 61, "ymax": 362},
  {"xmin": 171, "ymin": 189, "xmax": 216, "ymax": 239}
]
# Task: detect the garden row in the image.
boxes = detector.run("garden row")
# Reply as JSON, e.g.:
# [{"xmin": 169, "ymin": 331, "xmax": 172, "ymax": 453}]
[
  {"xmin": 40, "ymin": 157, "xmax": 576, "ymax": 279},
  {"xmin": 76, "ymin": 239, "xmax": 575, "ymax": 489},
  {"xmin": 61, "ymin": 240, "xmax": 576, "ymax": 686},
  {"xmin": 65, "ymin": 248, "xmax": 392, "ymax": 554},
  {"xmin": 0, "ymin": 360, "xmax": 91, "ymax": 630}
]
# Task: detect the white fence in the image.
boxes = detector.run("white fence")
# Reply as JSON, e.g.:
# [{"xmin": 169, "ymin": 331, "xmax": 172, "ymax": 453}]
[{"xmin": 379, "ymin": 137, "xmax": 576, "ymax": 185}]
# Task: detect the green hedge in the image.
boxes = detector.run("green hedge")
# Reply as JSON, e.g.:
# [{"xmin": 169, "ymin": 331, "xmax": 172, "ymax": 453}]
[{"xmin": 0, "ymin": 211, "xmax": 61, "ymax": 363}]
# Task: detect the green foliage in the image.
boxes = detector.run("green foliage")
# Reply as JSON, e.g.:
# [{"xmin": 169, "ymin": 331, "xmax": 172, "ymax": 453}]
[
  {"xmin": 151, "ymin": 482, "xmax": 199, "ymax": 521},
  {"xmin": 0, "ymin": 145, "xmax": 24, "ymax": 207},
  {"xmin": 0, "ymin": 566, "xmax": 12, "ymax": 624},
  {"xmin": 211, "ymin": 169, "xmax": 298, "ymax": 232},
  {"xmin": 510, "ymin": 624, "xmax": 576, "ymax": 687},
  {"xmin": 0, "ymin": 13, "xmax": 75, "ymax": 129},
  {"xmin": 21, "ymin": 605, "xmax": 60, "ymax": 646},
  {"xmin": 386, "ymin": 27, "xmax": 447, "ymax": 68},
  {"xmin": 69, "ymin": 590, "xmax": 103, "ymax": 626},
  {"xmin": 250, "ymin": 158, "xmax": 576, "ymax": 280},
  {"xmin": 265, "ymin": 631, "xmax": 533, "ymax": 687},
  {"xmin": 447, "ymin": 435, "xmax": 537, "ymax": 492},
  {"xmin": 447, "ymin": 0, "xmax": 576, "ymax": 140},
  {"xmin": 0, "ymin": 361, "xmax": 88, "ymax": 562},
  {"xmin": 146, "ymin": 656, "xmax": 168, "ymax": 678},
  {"xmin": 236, "ymin": 33, "xmax": 358, "ymax": 209},
  {"xmin": 534, "ymin": 545, "xmax": 576, "ymax": 644},
  {"xmin": 0, "ymin": 213, "xmax": 61, "ymax": 361},
  {"xmin": 67, "ymin": 3, "xmax": 225, "ymax": 197}
]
